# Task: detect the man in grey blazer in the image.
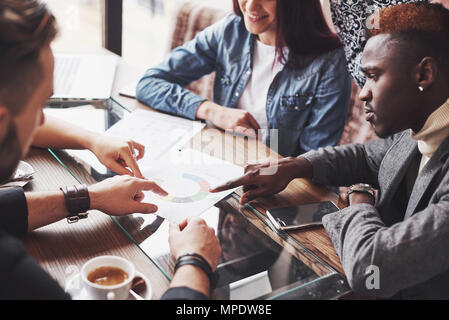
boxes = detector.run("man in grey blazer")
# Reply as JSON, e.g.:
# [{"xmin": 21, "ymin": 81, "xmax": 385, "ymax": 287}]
[{"xmin": 212, "ymin": 3, "xmax": 449, "ymax": 299}]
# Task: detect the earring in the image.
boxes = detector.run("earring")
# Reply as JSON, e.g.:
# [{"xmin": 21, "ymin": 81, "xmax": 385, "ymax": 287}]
[{"xmin": 418, "ymin": 86, "xmax": 424, "ymax": 92}]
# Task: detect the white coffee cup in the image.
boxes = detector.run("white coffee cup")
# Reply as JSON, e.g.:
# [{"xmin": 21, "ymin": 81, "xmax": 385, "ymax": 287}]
[{"xmin": 81, "ymin": 255, "xmax": 135, "ymax": 300}]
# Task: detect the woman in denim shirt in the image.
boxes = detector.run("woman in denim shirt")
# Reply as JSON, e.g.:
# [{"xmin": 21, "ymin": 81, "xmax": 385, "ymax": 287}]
[{"xmin": 137, "ymin": 0, "xmax": 352, "ymax": 157}]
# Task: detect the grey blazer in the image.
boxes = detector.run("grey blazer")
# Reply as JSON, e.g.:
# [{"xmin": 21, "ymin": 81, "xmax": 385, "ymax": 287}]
[{"xmin": 303, "ymin": 130, "xmax": 449, "ymax": 299}]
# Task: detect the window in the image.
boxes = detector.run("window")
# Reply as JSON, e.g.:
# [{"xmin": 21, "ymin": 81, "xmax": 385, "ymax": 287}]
[
  {"xmin": 44, "ymin": 0, "xmax": 103, "ymax": 52},
  {"xmin": 122, "ymin": 0, "xmax": 232, "ymax": 69},
  {"xmin": 43, "ymin": 0, "xmax": 333, "ymax": 67}
]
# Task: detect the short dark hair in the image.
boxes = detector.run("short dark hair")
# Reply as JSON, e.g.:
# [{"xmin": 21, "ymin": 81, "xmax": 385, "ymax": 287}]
[
  {"xmin": 0, "ymin": 0, "xmax": 57, "ymax": 115},
  {"xmin": 232, "ymin": 0, "xmax": 342, "ymax": 69},
  {"xmin": 367, "ymin": 3, "xmax": 449, "ymax": 76}
]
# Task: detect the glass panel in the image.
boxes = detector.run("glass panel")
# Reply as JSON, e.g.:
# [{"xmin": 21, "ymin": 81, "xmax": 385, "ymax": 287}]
[
  {"xmin": 46, "ymin": 98, "xmax": 349, "ymax": 299},
  {"xmin": 43, "ymin": 0, "xmax": 103, "ymax": 52},
  {"xmin": 114, "ymin": 193, "xmax": 340, "ymax": 300},
  {"xmin": 122, "ymin": 0, "xmax": 168, "ymax": 69}
]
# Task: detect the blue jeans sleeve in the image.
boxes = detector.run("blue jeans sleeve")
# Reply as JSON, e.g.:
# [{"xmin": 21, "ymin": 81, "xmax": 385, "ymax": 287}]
[
  {"xmin": 298, "ymin": 52, "xmax": 352, "ymax": 153},
  {"xmin": 136, "ymin": 15, "xmax": 233, "ymax": 120}
]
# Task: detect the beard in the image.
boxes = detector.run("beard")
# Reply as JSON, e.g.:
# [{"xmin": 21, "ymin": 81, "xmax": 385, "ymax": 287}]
[{"xmin": 0, "ymin": 122, "xmax": 23, "ymax": 183}]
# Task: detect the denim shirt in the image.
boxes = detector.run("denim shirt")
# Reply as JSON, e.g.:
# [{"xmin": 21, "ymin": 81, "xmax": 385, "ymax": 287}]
[{"xmin": 137, "ymin": 14, "xmax": 352, "ymax": 157}]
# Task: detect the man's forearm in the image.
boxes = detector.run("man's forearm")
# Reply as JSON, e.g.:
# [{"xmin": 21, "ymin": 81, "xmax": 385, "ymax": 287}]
[
  {"xmin": 287, "ymin": 156, "xmax": 314, "ymax": 180},
  {"xmin": 32, "ymin": 115, "xmax": 96, "ymax": 150},
  {"xmin": 25, "ymin": 191, "xmax": 69, "ymax": 231},
  {"xmin": 169, "ymin": 265, "xmax": 210, "ymax": 297}
]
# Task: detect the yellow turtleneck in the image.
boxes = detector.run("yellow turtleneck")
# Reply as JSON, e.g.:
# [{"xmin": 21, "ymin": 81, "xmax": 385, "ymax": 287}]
[{"xmin": 411, "ymin": 98, "xmax": 449, "ymax": 172}]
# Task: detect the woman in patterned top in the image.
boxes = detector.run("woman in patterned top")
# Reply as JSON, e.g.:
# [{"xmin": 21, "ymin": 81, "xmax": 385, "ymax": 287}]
[{"xmin": 328, "ymin": 0, "xmax": 439, "ymax": 88}]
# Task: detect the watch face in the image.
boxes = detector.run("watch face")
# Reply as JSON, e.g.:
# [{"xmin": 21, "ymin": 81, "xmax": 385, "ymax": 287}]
[{"xmin": 351, "ymin": 184, "xmax": 373, "ymax": 192}]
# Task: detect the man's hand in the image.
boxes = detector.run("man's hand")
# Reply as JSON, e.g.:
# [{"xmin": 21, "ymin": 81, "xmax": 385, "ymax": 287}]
[
  {"xmin": 196, "ymin": 101, "xmax": 260, "ymax": 138},
  {"xmin": 168, "ymin": 217, "xmax": 221, "ymax": 272},
  {"xmin": 210, "ymin": 157, "xmax": 313, "ymax": 204},
  {"xmin": 88, "ymin": 175, "xmax": 167, "ymax": 216},
  {"xmin": 88, "ymin": 135, "xmax": 145, "ymax": 178}
]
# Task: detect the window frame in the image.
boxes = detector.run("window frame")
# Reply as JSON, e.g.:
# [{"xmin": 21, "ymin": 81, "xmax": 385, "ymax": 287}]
[{"xmin": 104, "ymin": 0, "xmax": 123, "ymax": 56}]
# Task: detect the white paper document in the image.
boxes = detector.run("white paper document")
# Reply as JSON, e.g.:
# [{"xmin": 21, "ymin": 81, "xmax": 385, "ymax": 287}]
[
  {"xmin": 45, "ymin": 107, "xmax": 205, "ymax": 175},
  {"xmin": 106, "ymin": 109, "xmax": 205, "ymax": 172},
  {"xmin": 139, "ymin": 148, "xmax": 244, "ymax": 223}
]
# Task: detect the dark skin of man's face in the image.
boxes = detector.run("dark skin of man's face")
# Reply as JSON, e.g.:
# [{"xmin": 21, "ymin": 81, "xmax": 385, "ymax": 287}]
[
  {"xmin": 360, "ymin": 34, "xmax": 425, "ymax": 138},
  {"xmin": 210, "ymin": 32, "xmax": 449, "ymax": 201}
]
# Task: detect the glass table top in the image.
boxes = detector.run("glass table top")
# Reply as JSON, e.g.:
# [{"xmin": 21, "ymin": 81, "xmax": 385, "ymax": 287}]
[{"xmin": 46, "ymin": 98, "xmax": 350, "ymax": 300}]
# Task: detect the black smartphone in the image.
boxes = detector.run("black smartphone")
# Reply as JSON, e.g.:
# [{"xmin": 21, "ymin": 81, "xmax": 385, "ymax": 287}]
[{"xmin": 266, "ymin": 201, "xmax": 339, "ymax": 231}]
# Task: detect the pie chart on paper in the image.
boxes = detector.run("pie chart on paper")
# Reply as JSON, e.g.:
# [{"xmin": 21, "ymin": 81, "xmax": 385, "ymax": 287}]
[{"xmin": 157, "ymin": 173, "xmax": 211, "ymax": 203}]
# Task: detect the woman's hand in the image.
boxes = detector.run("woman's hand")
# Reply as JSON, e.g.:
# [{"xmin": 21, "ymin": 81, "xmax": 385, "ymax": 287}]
[
  {"xmin": 196, "ymin": 101, "xmax": 261, "ymax": 138},
  {"xmin": 88, "ymin": 134, "xmax": 145, "ymax": 178}
]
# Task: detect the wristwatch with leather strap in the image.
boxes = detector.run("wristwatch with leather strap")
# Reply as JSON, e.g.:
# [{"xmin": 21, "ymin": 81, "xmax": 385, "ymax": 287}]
[{"xmin": 60, "ymin": 184, "xmax": 90, "ymax": 223}]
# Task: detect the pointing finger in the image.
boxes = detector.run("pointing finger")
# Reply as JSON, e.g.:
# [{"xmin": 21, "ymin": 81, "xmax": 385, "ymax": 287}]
[
  {"xmin": 209, "ymin": 175, "xmax": 248, "ymax": 193},
  {"xmin": 122, "ymin": 145, "xmax": 144, "ymax": 178},
  {"xmin": 141, "ymin": 179, "xmax": 168, "ymax": 197}
]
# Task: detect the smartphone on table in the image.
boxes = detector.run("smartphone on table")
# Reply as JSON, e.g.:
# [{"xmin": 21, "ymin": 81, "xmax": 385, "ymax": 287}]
[{"xmin": 266, "ymin": 201, "xmax": 339, "ymax": 231}]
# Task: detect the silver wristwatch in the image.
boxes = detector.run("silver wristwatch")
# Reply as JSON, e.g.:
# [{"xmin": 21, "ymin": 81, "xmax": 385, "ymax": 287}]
[{"xmin": 346, "ymin": 183, "xmax": 376, "ymax": 206}]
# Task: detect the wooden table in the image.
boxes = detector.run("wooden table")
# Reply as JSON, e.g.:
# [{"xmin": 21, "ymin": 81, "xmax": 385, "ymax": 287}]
[{"xmin": 24, "ymin": 58, "xmax": 349, "ymax": 299}]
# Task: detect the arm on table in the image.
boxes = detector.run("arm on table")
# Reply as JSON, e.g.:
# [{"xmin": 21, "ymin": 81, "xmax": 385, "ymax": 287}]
[
  {"xmin": 135, "ymin": 15, "xmax": 228, "ymax": 120},
  {"xmin": 210, "ymin": 133, "xmax": 395, "ymax": 204},
  {"xmin": 301, "ymin": 133, "xmax": 398, "ymax": 189},
  {"xmin": 25, "ymin": 176, "xmax": 166, "ymax": 231},
  {"xmin": 322, "ymin": 176, "xmax": 449, "ymax": 298},
  {"xmin": 32, "ymin": 114, "xmax": 145, "ymax": 177},
  {"xmin": 161, "ymin": 217, "xmax": 221, "ymax": 299}
]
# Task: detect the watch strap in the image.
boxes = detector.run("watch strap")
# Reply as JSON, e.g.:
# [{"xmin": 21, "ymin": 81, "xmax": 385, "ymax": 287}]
[
  {"xmin": 346, "ymin": 184, "xmax": 376, "ymax": 206},
  {"xmin": 60, "ymin": 185, "xmax": 90, "ymax": 222}
]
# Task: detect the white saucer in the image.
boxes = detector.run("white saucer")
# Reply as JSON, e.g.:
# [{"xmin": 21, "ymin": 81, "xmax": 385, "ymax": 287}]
[
  {"xmin": 12, "ymin": 161, "xmax": 35, "ymax": 180},
  {"xmin": 65, "ymin": 271, "xmax": 152, "ymax": 300}
]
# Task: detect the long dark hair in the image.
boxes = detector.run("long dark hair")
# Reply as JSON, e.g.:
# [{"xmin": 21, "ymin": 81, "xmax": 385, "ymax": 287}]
[{"xmin": 233, "ymin": 0, "xmax": 342, "ymax": 68}]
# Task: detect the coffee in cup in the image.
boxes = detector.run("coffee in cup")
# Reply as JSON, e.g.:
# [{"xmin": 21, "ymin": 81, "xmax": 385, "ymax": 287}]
[
  {"xmin": 87, "ymin": 266, "xmax": 129, "ymax": 286},
  {"xmin": 81, "ymin": 256, "xmax": 135, "ymax": 300}
]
